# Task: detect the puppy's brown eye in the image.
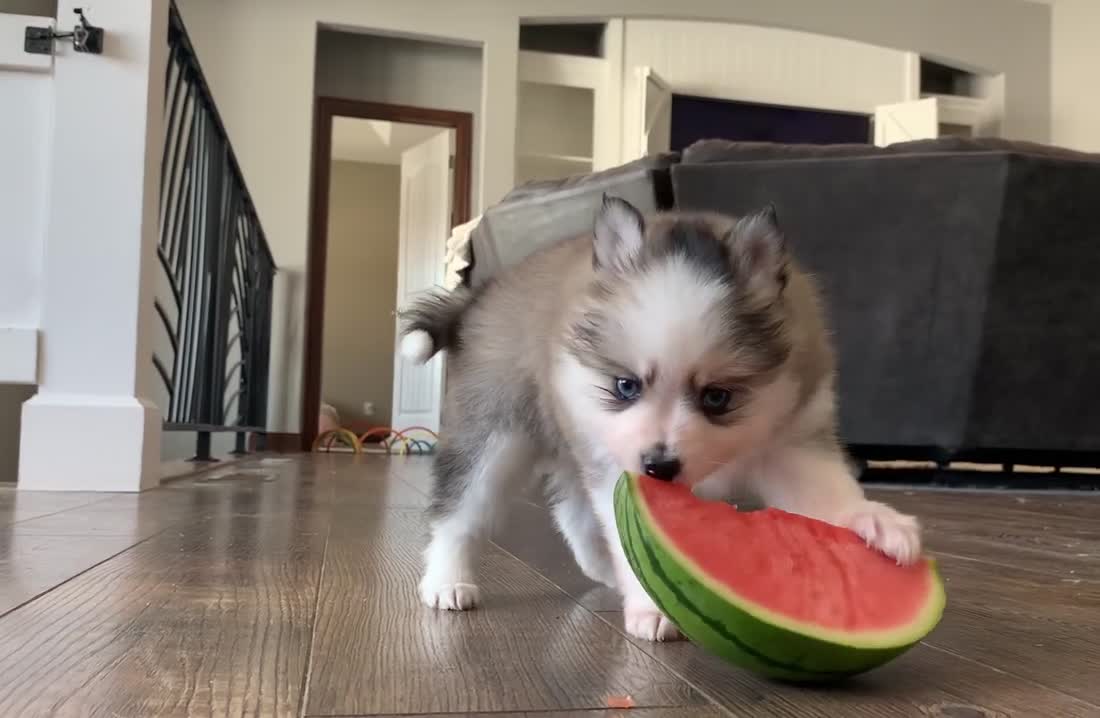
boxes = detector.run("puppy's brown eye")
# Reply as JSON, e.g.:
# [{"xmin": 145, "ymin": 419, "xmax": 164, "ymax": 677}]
[{"xmin": 700, "ymin": 387, "xmax": 733, "ymax": 415}]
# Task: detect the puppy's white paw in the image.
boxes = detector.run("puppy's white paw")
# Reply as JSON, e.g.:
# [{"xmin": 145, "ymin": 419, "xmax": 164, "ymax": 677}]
[
  {"xmin": 845, "ymin": 501, "xmax": 922, "ymax": 565},
  {"xmin": 419, "ymin": 579, "xmax": 480, "ymax": 610},
  {"xmin": 624, "ymin": 608, "xmax": 683, "ymax": 642}
]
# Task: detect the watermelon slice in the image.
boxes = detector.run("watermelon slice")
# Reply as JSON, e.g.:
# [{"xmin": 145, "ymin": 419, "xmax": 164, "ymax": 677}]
[{"xmin": 614, "ymin": 472, "xmax": 945, "ymax": 682}]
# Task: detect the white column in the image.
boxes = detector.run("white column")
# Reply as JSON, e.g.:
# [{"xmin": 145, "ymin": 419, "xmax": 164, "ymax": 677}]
[{"xmin": 19, "ymin": 0, "xmax": 168, "ymax": 491}]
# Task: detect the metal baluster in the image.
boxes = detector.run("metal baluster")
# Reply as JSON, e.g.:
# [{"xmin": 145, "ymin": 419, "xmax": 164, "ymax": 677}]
[{"xmin": 155, "ymin": 2, "xmax": 277, "ymax": 462}]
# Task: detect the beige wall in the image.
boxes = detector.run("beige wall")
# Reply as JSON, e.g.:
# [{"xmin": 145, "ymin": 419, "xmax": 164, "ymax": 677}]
[
  {"xmin": 175, "ymin": 0, "xmax": 1052, "ymax": 433},
  {"xmin": 316, "ymin": 30, "xmax": 482, "ymax": 209},
  {"xmin": 320, "ymin": 160, "xmax": 400, "ymax": 427},
  {"xmin": 1051, "ymin": 0, "xmax": 1100, "ymax": 152}
]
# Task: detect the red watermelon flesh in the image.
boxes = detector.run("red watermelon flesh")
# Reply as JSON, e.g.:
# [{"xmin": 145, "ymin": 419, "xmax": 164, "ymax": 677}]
[
  {"xmin": 640, "ymin": 475, "xmax": 935, "ymax": 633},
  {"xmin": 616, "ymin": 473, "xmax": 946, "ymax": 680}
]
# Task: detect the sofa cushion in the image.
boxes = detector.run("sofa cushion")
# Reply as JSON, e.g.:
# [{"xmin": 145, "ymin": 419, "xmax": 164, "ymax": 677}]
[
  {"xmin": 962, "ymin": 153, "xmax": 1100, "ymax": 453},
  {"xmin": 671, "ymin": 153, "xmax": 1010, "ymax": 451},
  {"xmin": 680, "ymin": 137, "xmax": 1100, "ymax": 166},
  {"xmin": 680, "ymin": 140, "xmax": 883, "ymax": 164}
]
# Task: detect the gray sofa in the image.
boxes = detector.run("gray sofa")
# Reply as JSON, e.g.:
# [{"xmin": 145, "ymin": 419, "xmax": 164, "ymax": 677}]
[{"xmin": 465, "ymin": 138, "xmax": 1100, "ymax": 466}]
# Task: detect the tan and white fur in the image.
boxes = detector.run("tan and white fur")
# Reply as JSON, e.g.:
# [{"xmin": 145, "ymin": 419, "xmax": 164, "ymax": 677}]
[{"xmin": 400, "ymin": 196, "xmax": 921, "ymax": 642}]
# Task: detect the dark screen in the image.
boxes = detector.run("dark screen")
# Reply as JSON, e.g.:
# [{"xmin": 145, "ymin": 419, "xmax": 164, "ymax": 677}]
[{"xmin": 670, "ymin": 94, "xmax": 871, "ymax": 151}]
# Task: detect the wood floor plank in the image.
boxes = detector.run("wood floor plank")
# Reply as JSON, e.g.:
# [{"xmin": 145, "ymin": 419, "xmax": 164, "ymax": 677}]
[
  {"xmin": 879, "ymin": 489, "xmax": 1100, "ymax": 580},
  {"xmin": 870, "ymin": 486, "xmax": 1100, "ymax": 523},
  {"xmin": 0, "ymin": 488, "xmax": 111, "ymax": 525},
  {"xmin": 885, "ymin": 490, "xmax": 1100, "ymax": 541},
  {"xmin": 329, "ymin": 710, "xmax": 725, "ymax": 718},
  {"xmin": 925, "ymin": 533, "xmax": 1099, "ymax": 582},
  {"xmin": 5, "ymin": 455, "xmax": 1100, "ymax": 717},
  {"xmin": 10, "ymin": 462, "xmax": 329, "ymax": 538},
  {"xmin": 919, "ymin": 553, "xmax": 1100, "ymax": 704},
  {"xmin": 321, "ymin": 455, "xmax": 433, "ymax": 510},
  {"xmin": 597, "ymin": 611, "xmax": 1098, "ymax": 717},
  {"xmin": 492, "ymin": 477, "xmax": 1099, "ymax": 711},
  {"xmin": 10, "ymin": 497, "xmax": 192, "ymax": 538},
  {"xmin": 875, "ymin": 489, "xmax": 1100, "ymax": 571},
  {"xmin": 496, "ymin": 498, "xmax": 621, "ymax": 612},
  {"xmin": 328, "ymin": 475, "xmax": 431, "ymax": 510},
  {"xmin": 0, "ymin": 531, "xmax": 144, "ymax": 614},
  {"xmin": 377, "ymin": 455, "xmax": 435, "ymax": 497},
  {"xmin": 0, "ymin": 478, "xmax": 328, "ymax": 717},
  {"xmin": 498, "ymin": 504, "xmax": 1100, "ymax": 667},
  {"xmin": 306, "ymin": 508, "xmax": 709, "ymax": 716}
]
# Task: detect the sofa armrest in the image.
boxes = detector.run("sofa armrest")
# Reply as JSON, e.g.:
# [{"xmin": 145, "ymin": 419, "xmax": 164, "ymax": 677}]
[{"xmin": 468, "ymin": 153, "xmax": 679, "ymax": 287}]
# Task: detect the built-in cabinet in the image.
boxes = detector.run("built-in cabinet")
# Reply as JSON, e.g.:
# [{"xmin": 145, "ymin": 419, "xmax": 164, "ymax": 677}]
[
  {"xmin": 515, "ymin": 55, "xmax": 597, "ymax": 184},
  {"xmin": 876, "ymin": 57, "xmax": 1004, "ymax": 146},
  {"xmin": 513, "ymin": 20, "xmax": 1007, "ymax": 185},
  {"xmin": 514, "ymin": 21, "xmax": 626, "ymax": 184}
]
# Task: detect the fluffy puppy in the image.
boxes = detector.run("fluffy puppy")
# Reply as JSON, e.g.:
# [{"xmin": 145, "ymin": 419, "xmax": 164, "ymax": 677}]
[{"xmin": 400, "ymin": 196, "xmax": 921, "ymax": 641}]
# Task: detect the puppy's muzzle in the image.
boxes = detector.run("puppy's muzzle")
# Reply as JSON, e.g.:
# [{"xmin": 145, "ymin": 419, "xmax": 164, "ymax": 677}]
[{"xmin": 641, "ymin": 444, "xmax": 681, "ymax": 482}]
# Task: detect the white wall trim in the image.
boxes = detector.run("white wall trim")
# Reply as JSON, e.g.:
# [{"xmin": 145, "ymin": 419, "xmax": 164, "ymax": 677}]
[
  {"xmin": 0, "ymin": 328, "xmax": 38, "ymax": 384},
  {"xmin": 593, "ymin": 18, "xmax": 624, "ymax": 171},
  {"xmin": 19, "ymin": 394, "xmax": 161, "ymax": 491}
]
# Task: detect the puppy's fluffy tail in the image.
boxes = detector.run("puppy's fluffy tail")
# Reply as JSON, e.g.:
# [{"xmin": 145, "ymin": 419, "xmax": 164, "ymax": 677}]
[{"xmin": 398, "ymin": 287, "xmax": 473, "ymax": 365}]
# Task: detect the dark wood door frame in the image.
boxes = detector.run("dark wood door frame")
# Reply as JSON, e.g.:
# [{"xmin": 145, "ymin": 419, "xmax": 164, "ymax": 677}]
[{"xmin": 300, "ymin": 96, "xmax": 473, "ymax": 451}]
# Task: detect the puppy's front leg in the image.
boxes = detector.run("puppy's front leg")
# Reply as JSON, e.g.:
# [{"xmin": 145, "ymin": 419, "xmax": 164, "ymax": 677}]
[
  {"xmin": 588, "ymin": 474, "xmax": 683, "ymax": 642},
  {"xmin": 750, "ymin": 447, "xmax": 922, "ymax": 565}
]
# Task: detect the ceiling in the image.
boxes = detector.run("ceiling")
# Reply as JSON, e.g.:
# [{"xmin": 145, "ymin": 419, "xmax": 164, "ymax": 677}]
[{"xmin": 330, "ymin": 117, "xmax": 444, "ymax": 165}]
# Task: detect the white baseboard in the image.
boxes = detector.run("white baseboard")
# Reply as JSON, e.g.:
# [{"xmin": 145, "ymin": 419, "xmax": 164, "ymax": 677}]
[
  {"xmin": 18, "ymin": 394, "xmax": 161, "ymax": 491},
  {"xmin": 0, "ymin": 327, "xmax": 38, "ymax": 384}
]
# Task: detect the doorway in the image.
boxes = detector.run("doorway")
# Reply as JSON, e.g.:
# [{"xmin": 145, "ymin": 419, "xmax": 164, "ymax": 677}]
[{"xmin": 302, "ymin": 97, "xmax": 472, "ymax": 451}]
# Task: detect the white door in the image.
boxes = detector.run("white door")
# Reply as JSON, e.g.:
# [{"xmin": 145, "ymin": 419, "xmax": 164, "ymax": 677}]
[
  {"xmin": 637, "ymin": 66, "xmax": 673, "ymax": 158},
  {"xmin": 391, "ymin": 130, "xmax": 453, "ymax": 433},
  {"xmin": 874, "ymin": 97, "xmax": 939, "ymax": 147}
]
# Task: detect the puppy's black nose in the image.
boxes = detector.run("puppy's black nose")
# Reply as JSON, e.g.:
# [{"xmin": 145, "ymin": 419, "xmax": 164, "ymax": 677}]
[{"xmin": 643, "ymin": 457, "xmax": 681, "ymax": 481}]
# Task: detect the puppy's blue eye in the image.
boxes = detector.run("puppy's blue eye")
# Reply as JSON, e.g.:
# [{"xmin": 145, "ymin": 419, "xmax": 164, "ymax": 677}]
[
  {"xmin": 614, "ymin": 377, "xmax": 642, "ymax": 401},
  {"xmin": 700, "ymin": 387, "xmax": 733, "ymax": 415}
]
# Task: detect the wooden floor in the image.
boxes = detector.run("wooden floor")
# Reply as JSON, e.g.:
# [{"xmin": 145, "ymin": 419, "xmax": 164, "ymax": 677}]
[{"xmin": 1, "ymin": 455, "xmax": 1097, "ymax": 718}]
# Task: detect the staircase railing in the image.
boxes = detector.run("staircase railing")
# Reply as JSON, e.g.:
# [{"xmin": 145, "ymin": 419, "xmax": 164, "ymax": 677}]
[{"xmin": 154, "ymin": 2, "xmax": 276, "ymax": 460}]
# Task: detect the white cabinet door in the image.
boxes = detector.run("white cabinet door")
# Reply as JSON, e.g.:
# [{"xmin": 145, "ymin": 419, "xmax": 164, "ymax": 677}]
[
  {"xmin": 638, "ymin": 66, "xmax": 672, "ymax": 157},
  {"xmin": 391, "ymin": 130, "xmax": 453, "ymax": 433},
  {"xmin": 874, "ymin": 97, "xmax": 939, "ymax": 147}
]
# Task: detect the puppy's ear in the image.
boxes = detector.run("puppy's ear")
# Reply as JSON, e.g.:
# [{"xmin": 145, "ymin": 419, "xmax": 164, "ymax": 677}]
[
  {"xmin": 593, "ymin": 194, "xmax": 645, "ymax": 271},
  {"xmin": 728, "ymin": 204, "xmax": 788, "ymax": 300}
]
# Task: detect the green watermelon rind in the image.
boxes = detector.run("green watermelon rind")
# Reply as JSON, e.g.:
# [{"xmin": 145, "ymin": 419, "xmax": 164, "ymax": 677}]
[{"xmin": 614, "ymin": 472, "xmax": 946, "ymax": 681}]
